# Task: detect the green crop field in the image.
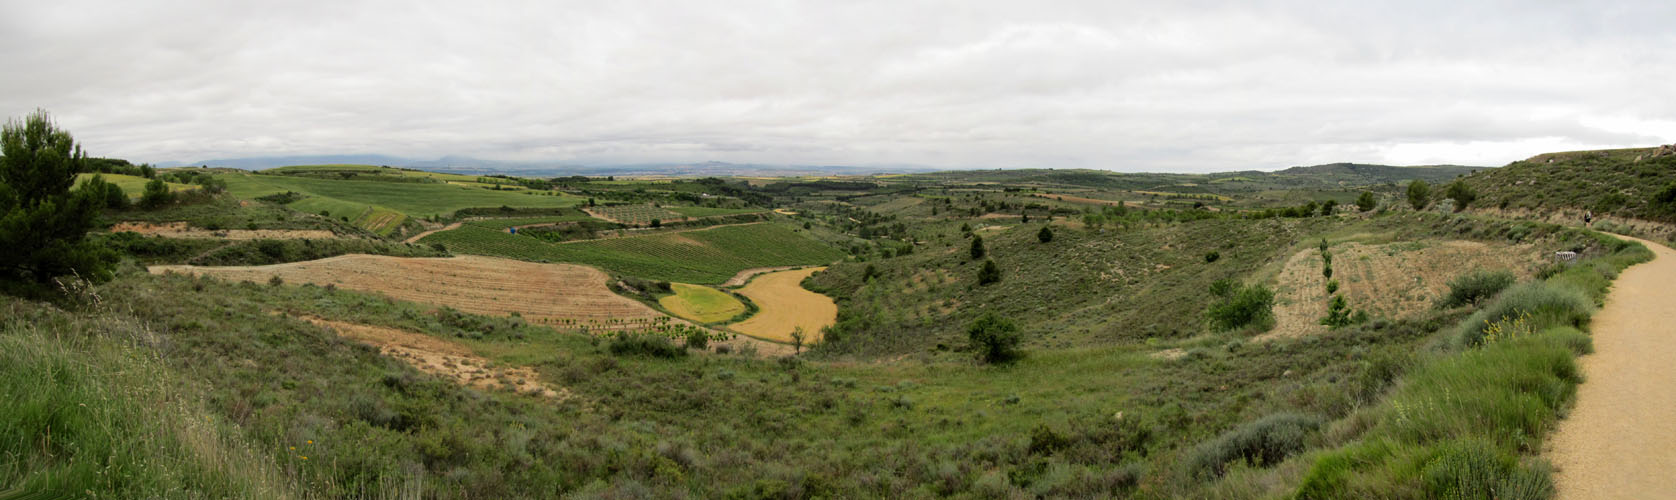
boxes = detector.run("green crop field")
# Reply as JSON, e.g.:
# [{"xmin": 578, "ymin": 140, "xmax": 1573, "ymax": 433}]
[
  {"xmin": 421, "ymin": 222, "xmax": 843, "ymax": 283},
  {"xmin": 464, "ymin": 212, "xmax": 600, "ymax": 229},
  {"xmin": 223, "ymin": 174, "xmax": 580, "ymax": 218},
  {"xmin": 658, "ymin": 283, "xmax": 748, "ymax": 323},
  {"xmin": 592, "ymin": 203, "xmax": 683, "ymax": 224},
  {"xmin": 74, "ymin": 173, "xmax": 193, "ymax": 197}
]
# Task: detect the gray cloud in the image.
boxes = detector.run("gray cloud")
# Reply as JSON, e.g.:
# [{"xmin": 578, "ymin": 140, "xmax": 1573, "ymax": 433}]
[{"xmin": 3, "ymin": 0, "xmax": 1674, "ymax": 171}]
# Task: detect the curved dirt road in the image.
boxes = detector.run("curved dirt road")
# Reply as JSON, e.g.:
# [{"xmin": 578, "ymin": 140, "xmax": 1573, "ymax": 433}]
[
  {"xmin": 1548, "ymin": 235, "xmax": 1676, "ymax": 498},
  {"xmin": 403, "ymin": 222, "xmax": 462, "ymax": 243}
]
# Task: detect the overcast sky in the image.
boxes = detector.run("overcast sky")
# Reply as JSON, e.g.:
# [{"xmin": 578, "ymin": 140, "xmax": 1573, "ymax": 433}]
[{"xmin": 3, "ymin": 1, "xmax": 1674, "ymax": 172}]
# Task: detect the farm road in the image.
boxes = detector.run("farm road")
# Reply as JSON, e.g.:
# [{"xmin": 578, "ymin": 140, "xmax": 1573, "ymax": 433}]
[
  {"xmin": 404, "ymin": 222, "xmax": 462, "ymax": 243},
  {"xmin": 1547, "ymin": 235, "xmax": 1676, "ymax": 499}
]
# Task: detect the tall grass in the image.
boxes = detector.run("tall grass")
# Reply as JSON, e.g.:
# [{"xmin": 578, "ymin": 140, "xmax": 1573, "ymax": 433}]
[{"xmin": 0, "ymin": 300, "xmax": 294, "ymax": 498}]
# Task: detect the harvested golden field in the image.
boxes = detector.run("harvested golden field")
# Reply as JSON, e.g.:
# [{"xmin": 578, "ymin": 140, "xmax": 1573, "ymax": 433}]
[
  {"xmin": 729, "ymin": 267, "xmax": 836, "ymax": 344},
  {"xmin": 112, "ymin": 221, "xmax": 339, "ymax": 240},
  {"xmin": 302, "ymin": 316, "xmax": 563, "ymax": 398},
  {"xmin": 151, "ymin": 254, "xmax": 663, "ymax": 328},
  {"xmin": 1263, "ymin": 239, "xmax": 1543, "ymax": 340}
]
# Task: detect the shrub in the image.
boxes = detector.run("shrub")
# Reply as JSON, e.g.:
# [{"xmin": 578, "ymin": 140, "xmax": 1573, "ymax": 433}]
[
  {"xmin": 1205, "ymin": 280, "xmax": 1275, "ymax": 332},
  {"xmin": 1453, "ymin": 283, "xmax": 1591, "ymax": 349},
  {"xmin": 684, "ymin": 328, "xmax": 709, "ymax": 350},
  {"xmin": 967, "ymin": 312, "xmax": 1022, "ymax": 364},
  {"xmin": 977, "ymin": 259, "xmax": 1001, "ymax": 285},
  {"xmin": 1187, "ymin": 412, "xmax": 1322, "ymax": 479},
  {"xmin": 1037, "ymin": 226, "xmax": 1053, "ymax": 243},
  {"xmin": 1325, "ymin": 279, "xmax": 1339, "ymax": 294},
  {"xmin": 1437, "ymin": 269, "xmax": 1515, "ymax": 308},
  {"xmin": 1407, "ymin": 180, "xmax": 1431, "ymax": 210},
  {"xmin": 1320, "ymin": 295, "xmax": 1355, "ymax": 328},
  {"xmin": 1445, "ymin": 180, "xmax": 1478, "ymax": 212},
  {"xmin": 608, "ymin": 332, "xmax": 686, "ymax": 358},
  {"xmin": 970, "ymin": 235, "xmax": 986, "ymax": 260},
  {"xmin": 1421, "ymin": 440, "xmax": 1553, "ymax": 500},
  {"xmin": 1203, "ymin": 250, "xmax": 1220, "ymax": 263},
  {"xmin": 140, "ymin": 178, "xmax": 174, "ymax": 208},
  {"xmin": 1356, "ymin": 191, "xmax": 1377, "ymax": 212}
]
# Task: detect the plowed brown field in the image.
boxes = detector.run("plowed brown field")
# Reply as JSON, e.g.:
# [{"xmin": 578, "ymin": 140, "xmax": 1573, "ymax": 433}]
[
  {"xmin": 151, "ymin": 255, "xmax": 662, "ymax": 327},
  {"xmin": 1262, "ymin": 240, "xmax": 1542, "ymax": 340}
]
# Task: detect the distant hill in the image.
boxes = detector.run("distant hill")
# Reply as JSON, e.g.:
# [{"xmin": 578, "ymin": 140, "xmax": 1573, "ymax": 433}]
[
  {"xmin": 1463, "ymin": 145, "xmax": 1676, "ymax": 223},
  {"xmin": 1269, "ymin": 163, "xmax": 1484, "ymax": 186},
  {"xmin": 173, "ymin": 155, "xmax": 938, "ymax": 177},
  {"xmin": 908, "ymin": 163, "xmax": 1488, "ymax": 193}
]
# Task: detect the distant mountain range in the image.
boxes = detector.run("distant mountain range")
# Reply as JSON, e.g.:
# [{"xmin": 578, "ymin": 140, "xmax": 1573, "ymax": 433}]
[{"xmin": 166, "ymin": 155, "xmax": 942, "ymax": 177}]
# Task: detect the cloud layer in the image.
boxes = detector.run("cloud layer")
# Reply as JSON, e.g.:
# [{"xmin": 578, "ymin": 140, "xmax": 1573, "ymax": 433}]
[{"xmin": 4, "ymin": 0, "xmax": 1674, "ymax": 171}]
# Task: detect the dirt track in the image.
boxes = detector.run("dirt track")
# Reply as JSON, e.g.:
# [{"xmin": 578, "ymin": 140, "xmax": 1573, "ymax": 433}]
[
  {"xmin": 403, "ymin": 222, "xmax": 461, "ymax": 243},
  {"xmin": 1548, "ymin": 235, "xmax": 1676, "ymax": 498}
]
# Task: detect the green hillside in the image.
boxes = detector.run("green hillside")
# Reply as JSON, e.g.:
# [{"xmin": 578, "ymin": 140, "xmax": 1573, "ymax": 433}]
[
  {"xmin": 1463, "ymin": 146, "xmax": 1676, "ymax": 223},
  {"xmin": 421, "ymin": 222, "xmax": 843, "ymax": 283}
]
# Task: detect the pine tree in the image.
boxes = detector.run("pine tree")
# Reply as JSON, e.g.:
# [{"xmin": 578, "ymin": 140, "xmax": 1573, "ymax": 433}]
[
  {"xmin": 0, "ymin": 110, "xmax": 115, "ymax": 286},
  {"xmin": 970, "ymin": 235, "xmax": 986, "ymax": 260}
]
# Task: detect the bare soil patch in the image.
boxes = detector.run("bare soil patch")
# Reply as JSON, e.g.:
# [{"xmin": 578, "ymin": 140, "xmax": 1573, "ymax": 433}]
[
  {"xmin": 729, "ymin": 267, "xmax": 837, "ymax": 344},
  {"xmin": 112, "ymin": 221, "xmax": 339, "ymax": 240},
  {"xmin": 1262, "ymin": 240, "xmax": 1543, "ymax": 341},
  {"xmin": 151, "ymin": 254, "xmax": 663, "ymax": 327},
  {"xmin": 722, "ymin": 266, "xmax": 801, "ymax": 287},
  {"xmin": 301, "ymin": 316, "xmax": 563, "ymax": 398}
]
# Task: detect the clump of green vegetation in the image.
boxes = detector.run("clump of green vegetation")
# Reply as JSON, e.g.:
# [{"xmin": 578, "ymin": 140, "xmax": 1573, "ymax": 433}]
[
  {"xmin": 1437, "ymin": 269, "xmax": 1516, "ymax": 308},
  {"xmin": 970, "ymin": 235, "xmax": 987, "ymax": 259},
  {"xmin": 1187, "ymin": 412, "xmax": 1322, "ymax": 479},
  {"xmin": 1038, "ymin": 225, "xmax": 1054, "ymax": 243},
  {"xmin": 608, "ymin": 331, "xmax": 687, "ymax": 358},
  {"xmin": 1357, "ymin": 191, "xmax": 1377, "ymax": 211},
  {"xmin": 1205, "ymin": 279, "xmax": 1275, "ymax": 332},
  {"xmin": 967, "ymin": 312, "xmax": 1022, "ymax": 364},
  {"xmin": 1452, "ymin": 282, "xmax": 1592, "ymax": 348},
  {"xmin": 977, "ymin": 259, "xmax": 1002, "ymax": 285},
  {"xmin": 0, "ymin": 110, "xmax": 116, "ymax": 290},
  {"xmin": 1407, "ymin": 180, "xmax": 1432, "ymax": 210}
]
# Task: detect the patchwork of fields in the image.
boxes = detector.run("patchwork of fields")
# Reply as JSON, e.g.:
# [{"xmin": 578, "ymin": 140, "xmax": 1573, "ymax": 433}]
[{"xmin": 421, "ymin": 222, "xmax": 844, "ymax": 283}]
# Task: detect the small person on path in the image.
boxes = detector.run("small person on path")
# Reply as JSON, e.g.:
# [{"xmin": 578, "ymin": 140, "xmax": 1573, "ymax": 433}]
[{"xmin": 1584, "ymin": 210, "xmax": 1593, "ymax": 227}]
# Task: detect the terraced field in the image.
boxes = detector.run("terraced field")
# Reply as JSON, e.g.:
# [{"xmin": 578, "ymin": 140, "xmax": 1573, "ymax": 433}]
[
  {"xmin": 419, "ymin": 223, "xmax": 844, "ymax": 283},
  {"xmin": 149, "ymin": 254, "xmax": 663, "ymax": 327},
  {"xmin": 588, "ymin": 204, "xmax": 683, "ymax": 224}
]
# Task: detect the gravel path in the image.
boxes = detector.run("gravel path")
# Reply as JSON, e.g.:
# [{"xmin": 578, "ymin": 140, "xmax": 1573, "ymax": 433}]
[{"xmin": 1548, "ymin": 235, "xmax": 1676, "ymax": 499}]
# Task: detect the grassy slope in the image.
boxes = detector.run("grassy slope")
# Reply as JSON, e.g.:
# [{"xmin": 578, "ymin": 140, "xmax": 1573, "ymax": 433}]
[
  {"xmin": 422, "ymin": 223, "xmax": 845, "ymax": 284},
  {"xmin": 4, "ymin": 264, "xmax": 1463, "ymax": 498},
  {"xmin": 223, "ymin": 173, "xmax": 581, "ymax": 219},
  {"xmin": 1464, "ymin": 147, "xmax": 1676, "ymax": 222},
  {"xmin": 74, "ymin": 173, "xmax": 193, "ymax": 196}
]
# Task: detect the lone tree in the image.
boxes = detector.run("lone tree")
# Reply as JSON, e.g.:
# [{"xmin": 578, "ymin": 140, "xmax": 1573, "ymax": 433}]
[
  {"xmin": 967, "ymin": 312, "xmax": 1022, "ymax": 364},
  {"xmin": 1037, "ymin": 225, "xmax": 1054, "ymax": 243},
  {"xmin": 0, "ymin": 110, "xmax": 114, "ymax": 287},
  {"xmin": 970, "ymin": 235, "xmax": 986, "ymax": 260},
  {"xmin": 977, "ymin": 259, "xmax": 1001, "ymax": 285},
  {"xmin": 1356, "ymin": 191, "xmax": 1377, "ymax": 212},
  {"xmin": 1406, "ymin": 180, "xmax": 1431, "ymax": 210},
  {"xmin": 1445, "ymin": 180, "xmax": 1477, "ymax": 212}
]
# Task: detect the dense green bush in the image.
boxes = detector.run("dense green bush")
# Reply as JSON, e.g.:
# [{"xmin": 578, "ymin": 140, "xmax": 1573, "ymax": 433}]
[
  {"xmin": 1205, "ymin": 279, "xmax": 1275, "ymax": 332},
  {"xmin": 977, "ymin": 259, "xmax": 1001, "ymax": 285},
  {"xmin": 1422, "ymin": 440, "xmax": 1553, "ymax": 500},
  {"xmin": 1186, "ymin": 412, "xmax": 1322, "ymax": 479},
  {"xmin": 967, "ymin": 312, "xmax": 1021, "ymax": 364},
  {"xmin": 608, "ymin": 332, "xmax": 687, "ymax": 358},
  {"xmin": 1437, "ymin": 269, "xmax": 1516, "ymax": 308}
]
